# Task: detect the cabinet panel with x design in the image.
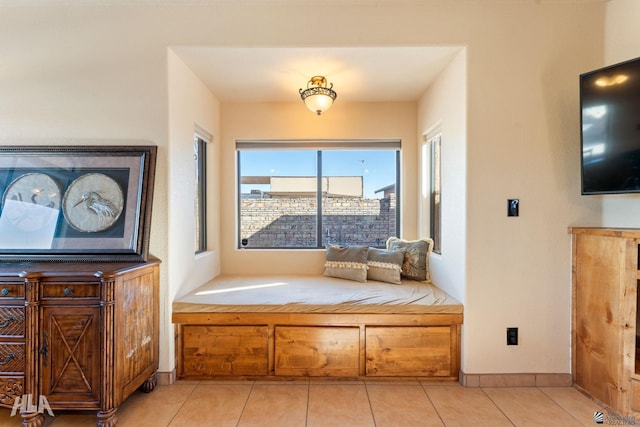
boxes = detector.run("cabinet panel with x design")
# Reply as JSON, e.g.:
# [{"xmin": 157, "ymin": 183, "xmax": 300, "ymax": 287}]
[{"xmin": 40, "ymin": 305, "xmax": 101, "ymax": 409}]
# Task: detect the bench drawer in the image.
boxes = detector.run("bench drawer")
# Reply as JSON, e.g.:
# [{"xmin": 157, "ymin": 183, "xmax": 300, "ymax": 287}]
[
  {"xmin": 180, "ymin": 325, "xmax": 268, "ymax": 377},
  {"xmin": 275, "ymin": 326, "xmax": 359, "ymax": 377},
  {"xmin": 365, "ymin": 326, "xmax": 452, "ymax": 377}
]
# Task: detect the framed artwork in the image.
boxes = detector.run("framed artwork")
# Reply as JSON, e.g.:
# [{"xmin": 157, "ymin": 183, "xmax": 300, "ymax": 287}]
[{"xmin": 0, "ymin": 145, "xmax": 157, "ymax": 262}]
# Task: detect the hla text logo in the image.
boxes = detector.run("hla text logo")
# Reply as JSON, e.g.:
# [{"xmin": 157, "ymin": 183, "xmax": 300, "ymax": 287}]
[
  {"xmin": 594, "ymin": 410, "xmax": 637, "ymax": 425},
  {"xmin": 10, "ymin": 394, "xmax": 54, "ymax": 417}
]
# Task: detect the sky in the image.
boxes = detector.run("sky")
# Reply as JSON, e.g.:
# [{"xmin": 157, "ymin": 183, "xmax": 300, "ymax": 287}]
[{"xmin": 239, "ymin": 149, "xmax": 397, "ymax": 198}]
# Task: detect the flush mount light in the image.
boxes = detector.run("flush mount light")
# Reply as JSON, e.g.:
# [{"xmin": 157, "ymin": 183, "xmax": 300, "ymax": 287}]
[{"xmin": 299, "ymin": 76, "xmax": 337, "ymax": 115}]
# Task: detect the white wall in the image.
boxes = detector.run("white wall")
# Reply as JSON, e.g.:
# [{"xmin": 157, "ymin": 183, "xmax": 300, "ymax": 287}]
[
  {"xmin": 599, "ymin": 0, "xmax": 640, "ymax": 227},
  {"xmin": 461, "ymin": 3, "xmax": 605, "ymax": 374},
  {"xmin": 167, "ymin": 50, "xmax": 221, "ymax": 371},
  {"xmin": 417, "ymin": 49, "xmax": 467, "ymax": 306},
  {"xmin": 0, "ymin": 1, "xmax": 607, "ymax": 376}
]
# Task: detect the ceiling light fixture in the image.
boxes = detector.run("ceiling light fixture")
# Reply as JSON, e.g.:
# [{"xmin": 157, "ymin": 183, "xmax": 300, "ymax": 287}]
[{"xmin": 299, "ymin": 76, "xmax": 337, "ymax": 115}]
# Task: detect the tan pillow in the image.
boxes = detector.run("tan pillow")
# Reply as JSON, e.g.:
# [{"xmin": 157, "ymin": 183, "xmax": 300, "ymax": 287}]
[
  {"xmin": 386, "ymin": 237, "xmax": 434, "ymax": 281},
  {"xmin": 367, "ymin": 247, "xmax": 404, "ymax": 284},
  {"xmin": 323, "ymin": 244, "xmax": 369, "ymax": 282}
]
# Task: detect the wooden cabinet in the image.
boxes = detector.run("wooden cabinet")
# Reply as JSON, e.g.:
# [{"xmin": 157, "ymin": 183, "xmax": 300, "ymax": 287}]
[
  {"xmin": 176, "ymin": 316, "xmax": 461, "ymax": 380},
  {"xmin": 0, "ymin": 259, "xmax": 160, "ymax": 426},
  {"xmin": 570, "ymin": 227, "xmax": 640, "ymax": 416}
]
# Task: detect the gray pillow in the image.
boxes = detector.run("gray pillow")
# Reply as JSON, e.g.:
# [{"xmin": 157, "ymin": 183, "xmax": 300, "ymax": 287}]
[
  {"xmin": 367, "ymin": 247, "xmax": 404, "ymax": 284},
  {"xmin": 386, "ymin": 237, "xmax": 434, "ymax": 281},
  {"xmin": 323, "ymin": 244, "xmax": 369, "ymax": 282}
]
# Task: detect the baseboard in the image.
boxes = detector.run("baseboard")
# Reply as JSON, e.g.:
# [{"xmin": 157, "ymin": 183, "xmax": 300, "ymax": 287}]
[
  {"xmin": 459, "ymin": 371, "xmax": 572, "ymax": 387},
  {"xmin": 156, "ymin": 369, "xmax": 176, "ymax": 386}
]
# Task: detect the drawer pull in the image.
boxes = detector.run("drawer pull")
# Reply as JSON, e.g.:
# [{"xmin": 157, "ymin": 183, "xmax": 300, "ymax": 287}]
[
  {"xmin": 63, "ymin": 287, "xmax": 72, "ymax": 296},
  {"xmin": 1, "ymin": 288, "xmax": 8, "ymax": 296},
  {"xmin": 0, "ymin": 316, "xmax": 14, "ymax": 328},
  {"xmin": 39, "ymin": 332, "xmax": 48, "ymax": 367},
  {"xmin": 0, "ymin": 352, "xmax": 14, "ymax": 365}
]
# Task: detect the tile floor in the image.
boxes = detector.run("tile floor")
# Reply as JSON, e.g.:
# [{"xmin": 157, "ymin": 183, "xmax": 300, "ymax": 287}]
[{"xmin": 0, "ymin": 381, "xmax": 623, "ymax": 426}]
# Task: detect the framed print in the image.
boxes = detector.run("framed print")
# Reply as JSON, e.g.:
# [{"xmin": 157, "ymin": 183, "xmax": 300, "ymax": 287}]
[{"xmin": 0, "ymin": 145, "xmax": 157, "ymax": 262}]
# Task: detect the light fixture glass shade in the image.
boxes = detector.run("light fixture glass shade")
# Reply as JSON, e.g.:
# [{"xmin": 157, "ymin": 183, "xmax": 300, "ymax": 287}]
[{"xmin": 299, "ymin": 76, "xmax": 337, "ymax": 115}]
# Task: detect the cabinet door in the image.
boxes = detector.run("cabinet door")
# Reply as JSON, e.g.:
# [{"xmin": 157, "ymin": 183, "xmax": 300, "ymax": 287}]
[{"xmin": 40, "ymin": 306, "xmax": 100, "ymax": 409}]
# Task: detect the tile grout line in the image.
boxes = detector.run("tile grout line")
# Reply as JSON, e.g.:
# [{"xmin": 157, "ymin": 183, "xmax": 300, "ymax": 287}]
[
  {"xmin": 419, "ymin": 382, "xmax": 448, "ymax": 426},
  {"xmin": 363, "ymin": 381, "xmax": 378, "ymax": 427},
  {"xmin": 235, "ymin": 381, "xmax": 256, "ymax": 427},
  {"xmin": 166, "ymin": 381, "xmax": 202, "ymax": 427},
  {"xmin": 305, "ymin": 381, "xmax": 310, "ymax": 427},
  {"xmin": 480, "ymin": 387, "xmax": 517, "ymax": 427},
  {"xmin": 537, "ymin": 386, "xmax": 589, "ymax": 426}
]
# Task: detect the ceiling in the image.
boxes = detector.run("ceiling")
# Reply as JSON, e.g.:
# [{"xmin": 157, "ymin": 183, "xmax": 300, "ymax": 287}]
[
  {"xmin": 1, "ymin": 0, "xmax": 463, "ymax": 103},
  {"xmin": 7, "ymin": 1, "xmax": 602, "ymax": 103},
  {"xmin": 172, "ymin": 46, "xmax": 462, "ymax": 103}
]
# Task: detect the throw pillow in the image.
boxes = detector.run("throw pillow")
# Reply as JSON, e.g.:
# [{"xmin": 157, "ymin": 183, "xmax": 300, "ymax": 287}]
[
  {"xmin": 386, "ymin": 237, "xmax": 434, "ymax": 281},
  {"xmin": 366, "ymin": 247, "xmax": 404, "ymax": 284},
  {"xmin": 323, "ymin": 244, "xmax": 369, "ymax": 282}
]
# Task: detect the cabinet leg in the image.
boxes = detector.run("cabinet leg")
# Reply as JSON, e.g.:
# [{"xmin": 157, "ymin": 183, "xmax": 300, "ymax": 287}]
[
  {"xmin": 140, "ymin": 372, "xmax": 157, "ymax": 393},
  {"xmin": 97, "ymin": 408, "xmax": 118, "ymax": 427},
  {"xmin": 21, "ymin": 412, "xmax": 44, "ymax": 427}
]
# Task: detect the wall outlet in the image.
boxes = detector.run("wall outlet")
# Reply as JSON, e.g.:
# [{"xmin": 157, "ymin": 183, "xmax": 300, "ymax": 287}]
[{"xmin": 507, "ymin": 327, "xmax": 518, "ymax": 345}]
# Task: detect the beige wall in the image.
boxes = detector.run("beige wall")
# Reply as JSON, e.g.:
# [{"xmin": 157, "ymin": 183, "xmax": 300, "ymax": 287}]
[
  {"xmin": 220, "ymin": 102, "xmax": 417, "ymax": 275},
  {"xmin": 167, "ymin": 50, "xmax": 221, "ymax": 371},
  {"xmin": 417, "ymin": 49, "xmax": 467, "ymax": 306},
  {"xmin": 599, "ymin": 0, "xmax": 640, "ymax": 226},
  {"xmin": 461, "ymin": 3, "xmax": 604, "ymax": 374},
  {"xmin": 0, "ymin": 1, "xmax": 608, "ymax": 376}
]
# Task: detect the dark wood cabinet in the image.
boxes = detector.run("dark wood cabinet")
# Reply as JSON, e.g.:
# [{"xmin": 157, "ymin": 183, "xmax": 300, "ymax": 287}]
[
  {"xmin": 0, "ymin": 259, "xmax": 160, "ymax": 426},
  {"xmin": 40, "ymin": 305, "xmax": 101, "ymax": 409}
]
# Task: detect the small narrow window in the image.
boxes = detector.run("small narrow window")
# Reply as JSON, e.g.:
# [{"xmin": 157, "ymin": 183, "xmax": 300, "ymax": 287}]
[
  {"xmin": 429, "ymin": 134, "xmax": 442, "ymax": 254},
  {"xmin": 194, "ymin": 135, "xmax": 207, "ymax": 253}
]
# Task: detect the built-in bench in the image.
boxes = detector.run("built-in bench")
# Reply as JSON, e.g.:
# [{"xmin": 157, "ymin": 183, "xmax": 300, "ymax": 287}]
[{"xmin": 172, "ymin": 275, "xmax": 463, "ymax": 381}]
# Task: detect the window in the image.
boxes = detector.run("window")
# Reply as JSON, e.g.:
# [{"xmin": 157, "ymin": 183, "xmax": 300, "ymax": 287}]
[
  {"xmin": 429, "ymin": 133, "xmax": 442, "ymax": 254},
  {"xmin": 194, "ymin": 134, "xmax": 207, "ymax": 253},
  {"xmin": 237, "ymin": 140, "xmax": 400, "ymax": 249}
]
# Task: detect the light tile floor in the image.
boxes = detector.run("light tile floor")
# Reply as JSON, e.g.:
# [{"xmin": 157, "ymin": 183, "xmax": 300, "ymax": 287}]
[{"xmin": 0, "ymin": 381, "xmax": 623, "ymax": 426}]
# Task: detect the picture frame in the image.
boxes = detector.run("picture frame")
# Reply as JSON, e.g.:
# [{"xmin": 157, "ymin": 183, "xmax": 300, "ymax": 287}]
[{"xmin": 0, "ymin": 145, "xmax": 157, "ymax": 262}]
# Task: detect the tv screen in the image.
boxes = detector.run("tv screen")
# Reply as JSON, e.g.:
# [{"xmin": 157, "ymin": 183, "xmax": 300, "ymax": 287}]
[{"xmin": 581, "ymin": 57, "xmax": 640, "ymax": 194}]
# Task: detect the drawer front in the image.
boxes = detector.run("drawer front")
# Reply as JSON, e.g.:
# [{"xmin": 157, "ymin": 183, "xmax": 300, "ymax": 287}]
[
  {"xmin": 42, "ymin": 282, "xmax": 100, "ymax": 299},
  {"xmin": 0, "ymin": 343, "xmax": 25, "ymax": 374},
  {"xmin": 181, "ymin": 325, "xmax": 268, "ymax": 377},
  {"xmin": 0, "ymin": 307, "xmax": 25, "ymax": 337},
  {"xmin": 275, "ymin": 326, "xmax": 360, "ymax": 377},
  {"xmin": 365, "ymin": 326, "xmax": 452, "ymax": 377},
  {"xmin": 0, "ymin": 284, "xmax": 24, "ymax": 299}
]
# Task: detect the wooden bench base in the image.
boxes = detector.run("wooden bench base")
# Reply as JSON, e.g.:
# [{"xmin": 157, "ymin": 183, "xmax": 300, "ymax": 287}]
[{"xmin": 173, "ymin": 312, "xmax": 462, "ymax": 381}]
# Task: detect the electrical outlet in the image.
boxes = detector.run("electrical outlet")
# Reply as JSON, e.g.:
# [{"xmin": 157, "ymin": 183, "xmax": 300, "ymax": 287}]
[{"xmin": 507, "ymin": 327, "xmax": 518, "ymax": 345}]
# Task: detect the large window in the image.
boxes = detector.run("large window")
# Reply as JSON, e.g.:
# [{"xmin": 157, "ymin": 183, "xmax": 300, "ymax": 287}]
[{"xmin": 237, "ymin": 140, "xmax": 400, "ymax": 249}]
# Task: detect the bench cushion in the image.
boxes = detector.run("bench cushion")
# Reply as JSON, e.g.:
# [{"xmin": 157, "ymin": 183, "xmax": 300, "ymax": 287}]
[{"xmin": 173, "ymin": 275, "xmax": 463, "ymax": 315}]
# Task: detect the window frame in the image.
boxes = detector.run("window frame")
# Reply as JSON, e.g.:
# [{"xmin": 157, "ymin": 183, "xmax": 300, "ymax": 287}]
[
  {"xmin": 236, "ymin": 139, "xmax": 401, "ymax": 250},
  {"xmin": 194, "ymin": 134, "xmax": 208, "ymax": 254},
  {"xmin": 429, "ymin": 133, "xmax": 442, "ymax": 254}
]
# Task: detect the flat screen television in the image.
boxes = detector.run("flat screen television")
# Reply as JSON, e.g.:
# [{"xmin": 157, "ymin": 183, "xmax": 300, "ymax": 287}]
[{"xmin": 580, "ymin": 57, "xmax": 640, "ymax": 194}]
